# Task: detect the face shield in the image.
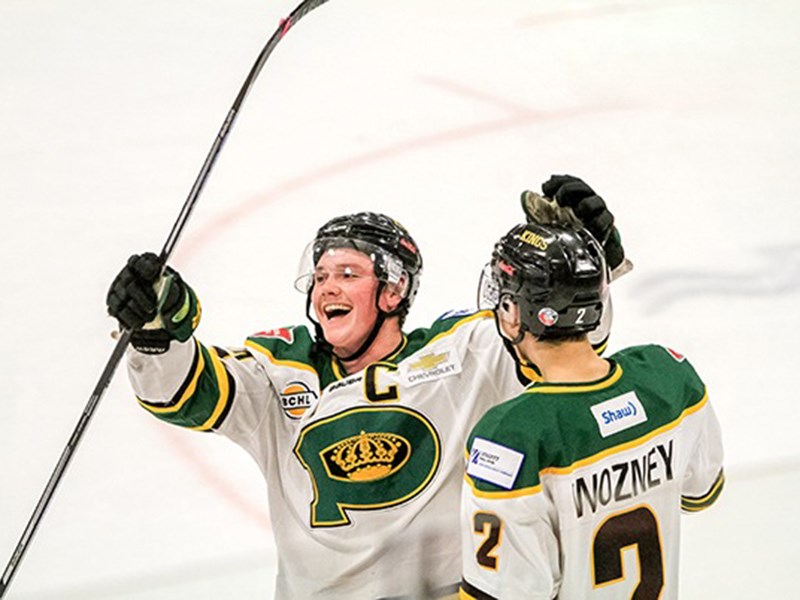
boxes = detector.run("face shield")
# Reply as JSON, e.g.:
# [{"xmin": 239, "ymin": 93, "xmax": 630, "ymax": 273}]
[
  {"xmin": 476, "ymin": 262, "xmax": 501, "ymax": 311},
  {"xmin": 294, "ymin": 237, "xmax": 410, "ymax": 299},
  {"xmin": 477, "ymin": 261, "xmax": 524, "ymax": 342}
]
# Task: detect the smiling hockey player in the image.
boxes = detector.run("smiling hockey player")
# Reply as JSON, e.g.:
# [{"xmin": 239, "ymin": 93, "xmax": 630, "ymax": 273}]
[{"xmin": 106, "ymin": 176, "xmax": 626, "ymax": 599}]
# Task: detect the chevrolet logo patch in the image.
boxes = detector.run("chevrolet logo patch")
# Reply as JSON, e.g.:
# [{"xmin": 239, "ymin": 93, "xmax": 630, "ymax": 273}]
[
  {"xmin": 409, "ymin": 352, "xmax": 449, "ymax": 371},
  {"xmin": 403, "ymin": 348, "xmax": 463, "ymax": 387}
]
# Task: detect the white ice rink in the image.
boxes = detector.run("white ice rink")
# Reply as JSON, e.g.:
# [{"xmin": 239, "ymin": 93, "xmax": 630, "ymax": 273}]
[{"xmin": 1, "ymin": 0, "xmax": 798, "ymax": 597}]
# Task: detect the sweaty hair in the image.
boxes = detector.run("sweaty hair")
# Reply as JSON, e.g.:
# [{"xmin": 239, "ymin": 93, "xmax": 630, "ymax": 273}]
[{"xmin": 536, "ymin": 332, "xmax": 589, "ymax": 344}]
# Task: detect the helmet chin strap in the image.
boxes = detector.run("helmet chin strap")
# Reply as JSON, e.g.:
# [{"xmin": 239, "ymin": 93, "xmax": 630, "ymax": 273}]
[
  {"xmin": 306, "ymin": 293, "xmax": 331, "ymax": 355},
  {"xmin": 338, "ymin": 311, "xmax": 387, "ymax": 363},
  {"xmin": 307, "ymin": 282, "xmax": 400, "ymax": 364}
]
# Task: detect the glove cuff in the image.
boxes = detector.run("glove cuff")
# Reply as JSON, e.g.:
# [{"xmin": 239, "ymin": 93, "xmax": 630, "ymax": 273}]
[
  {"xmin": 602, "ymin": 228, "xmax": 627, "ymax": 274},
  {"xmin": 160, "ymin": 275, "xmax": 201, "ymax": 342},
  {"xmin": 130, "ymin": 329, "xmax": 173, "ymax": 355}
]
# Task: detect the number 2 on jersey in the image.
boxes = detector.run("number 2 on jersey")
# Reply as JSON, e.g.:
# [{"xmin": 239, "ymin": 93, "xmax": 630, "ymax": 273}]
[
  {"xmin": 593, "ymin": 505, "xmax": 664, "ymax": 599},
  {"xmin": 472, "ymin": 512, "xmax": 502, "ymax": 570},
  {"xmin": 472, "ymin": 506, "xmax": 664, "ymax": 597}
]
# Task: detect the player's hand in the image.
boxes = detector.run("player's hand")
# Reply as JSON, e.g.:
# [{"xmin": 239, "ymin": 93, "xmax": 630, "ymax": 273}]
[
  {"xmin": 107, "ymin": 253, "xmax": 200, "ymax": 353},
  {"xmin": 541, "ymin": 175, "xmax": 626, "ymax": 272}
]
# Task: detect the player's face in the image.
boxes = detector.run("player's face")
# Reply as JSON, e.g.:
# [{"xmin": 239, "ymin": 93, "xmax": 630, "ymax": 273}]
[{"xmin": 312, "ymin": 248, "xmax": 383, "ymax": 356}]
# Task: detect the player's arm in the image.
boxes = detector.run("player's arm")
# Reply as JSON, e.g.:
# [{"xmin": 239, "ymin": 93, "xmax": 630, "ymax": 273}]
[
  {"xmin": 681, "ymin": 388, "xmax": 725, "ymax": 512},
  {"xmin": 460, "ymin": 436, "xmax": 559, "ymax": 599},
  {"xmin": 460, "ymin": 486, "xmax": 558, "ymax": 599},
  {"xmin": 107, "ymin": 253, "xmax": 270, "ymax": 432},
  {"xmin": 125, "ymin": 339, "xmax": 269, "ymax": 432}
]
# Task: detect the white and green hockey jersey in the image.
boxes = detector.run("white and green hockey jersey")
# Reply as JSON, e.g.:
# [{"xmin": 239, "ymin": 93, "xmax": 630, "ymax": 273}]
[
  {"xmin": 127, "ymin": 310, "xmax": 539, "ymax": 599},
  {"xmin": 460, "ymin": 345, "xmax": 724, "ymax": 600}
]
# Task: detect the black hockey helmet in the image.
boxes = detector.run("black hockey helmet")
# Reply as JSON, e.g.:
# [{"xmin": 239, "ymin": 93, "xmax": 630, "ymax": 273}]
[
  {"xmin": 296, "ymin": 211, "xmax": 423, "ymax": 315},
  {"xmin": 478, "ymin": 222, "xmax": 607, "ymax": 340}
]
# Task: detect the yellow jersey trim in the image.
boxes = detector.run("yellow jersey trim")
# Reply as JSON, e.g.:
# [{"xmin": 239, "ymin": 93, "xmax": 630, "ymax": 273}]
[
  {"xmin": 139, "ymin": 339, "xmax": 205, "ymax": 415},
  {"xmin": 524, "ymin": 363, "xmax": 623, "ymax": 395},
  {"xmin": 682, "ymin": 469, "xmax": 725, "ymax": 511},
  {"xmin": 429, "ymin": 311, "xmax": 493, "ymax": 346},
  {"xmin": 245, "ymin": 339, "xmax": 318, "ymax": 376},
  {"xmin": 190, "ymin": 346, "xmax": 231, "ymax": 431}
]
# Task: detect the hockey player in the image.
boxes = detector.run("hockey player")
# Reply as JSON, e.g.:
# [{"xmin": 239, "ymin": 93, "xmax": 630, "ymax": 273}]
[
  {"xmin": 106, "ymin": 176, "xmax": 625, "ymax": 599},
  {"xmin": 460, "ymin": 222, "xmax": 724, "ymax": 599}
]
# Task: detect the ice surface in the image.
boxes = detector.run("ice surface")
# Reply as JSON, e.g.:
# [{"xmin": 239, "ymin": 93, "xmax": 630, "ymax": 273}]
[{"xmin": 1, "ymin": 0, "xmax": 797, "ymax": 597}]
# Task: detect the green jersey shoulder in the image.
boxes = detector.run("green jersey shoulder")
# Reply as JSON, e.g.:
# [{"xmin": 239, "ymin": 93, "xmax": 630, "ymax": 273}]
[{"xmin": 466, "ymin": 344, "xmax": 707, "ymax": 493}]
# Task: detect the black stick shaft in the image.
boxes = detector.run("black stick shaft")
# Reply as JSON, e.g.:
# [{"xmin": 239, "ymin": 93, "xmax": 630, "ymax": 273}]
[
  {"xmin": 0, "ymin": 1, "xmax": 331, "ymax": 596},
  {"xmin": 0, "ymin": 330, "xmax": 132, "ymax": 597},
  {"xmin": 161, "ymin": 0, "xmax": 332, "ymax": 264}
]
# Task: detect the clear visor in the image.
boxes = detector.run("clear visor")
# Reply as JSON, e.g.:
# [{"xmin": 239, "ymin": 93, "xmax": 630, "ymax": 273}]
[
  {"xmin": 294, "ymin": 237, "xmax": 409, "ymax": 297},
  {"xmin": 476, "ymin": 263, "xmax": 501, "ymax": 310}
]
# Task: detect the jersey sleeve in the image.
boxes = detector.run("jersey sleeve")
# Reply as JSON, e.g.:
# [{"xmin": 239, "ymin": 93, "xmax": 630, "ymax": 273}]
[
  {"xmin": 460, "ymin": 479, "xmax": 560, "ymax": 599},
  {"xmin": 460, "ymin": 414, "xmax": 560, "ymax": 599},
  {"xmin": 681, "ymin": 394, "xmax": 725, "ymax": 512},
  {"xmin": 126, "ymin": 337, "xmax": 273, "ymax": 436}
]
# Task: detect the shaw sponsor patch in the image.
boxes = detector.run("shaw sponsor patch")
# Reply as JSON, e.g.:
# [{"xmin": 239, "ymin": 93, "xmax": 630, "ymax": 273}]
[
  {"xmin": 467, "ymin": 437, "xmax": 524, "ymax": 490},
  {"xmin": 401, "ymin": 349, "xmax": 462, "ymax": 387},
  {"xmin": 280, "ymin": 380, "xmax": 318, "ymax": 419},
  {"xmin": 590, "ymin": 391, "xmax": 648, "ymax": 438}
]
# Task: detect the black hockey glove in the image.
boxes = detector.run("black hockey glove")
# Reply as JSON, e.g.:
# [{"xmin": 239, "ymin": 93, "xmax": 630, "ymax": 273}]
[
  {"xmin": 106, "ymin": 253, "xmax": 200, "ymax": 354},
  {"xmin": 534, "ymin": 175, "xmax": 625, "ymax": 273}
]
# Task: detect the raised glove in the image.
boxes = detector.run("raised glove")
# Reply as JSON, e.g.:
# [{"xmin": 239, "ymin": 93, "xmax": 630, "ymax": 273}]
[
  {"xmin": 540, "ymin": 174, "xmax": 625, "ymax": 272},
  {"xmin": 106, "ymin": 253, "xmax": 200, "ymax": 354},
  {"xmin": 519, "ymin": 174, "xmax": 626, "ymax": 274}
]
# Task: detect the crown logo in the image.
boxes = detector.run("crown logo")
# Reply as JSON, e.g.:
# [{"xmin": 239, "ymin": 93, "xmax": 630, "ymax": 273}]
[{"xmin": 322, "ymin": 431, "xmax": 411, "ymax": 482}]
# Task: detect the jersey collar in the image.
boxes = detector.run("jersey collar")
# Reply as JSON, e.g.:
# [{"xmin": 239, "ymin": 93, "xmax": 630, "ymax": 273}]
[{"xmin": 524, "ymin": 359, "xmax": 622, "ymax": 395}]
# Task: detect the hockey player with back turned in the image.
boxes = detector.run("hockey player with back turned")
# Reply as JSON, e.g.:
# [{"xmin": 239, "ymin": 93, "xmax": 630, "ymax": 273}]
[
  {"xmin": 106, "ymin": 175, "xmax": 626, "ymax": 599},
  {"xmin": 460, "ymin": 221, "xmax": 724, "ymax": 599}
]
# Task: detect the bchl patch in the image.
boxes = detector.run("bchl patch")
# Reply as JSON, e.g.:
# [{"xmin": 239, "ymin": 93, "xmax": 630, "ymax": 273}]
[
  {"xmin": 467, "ymin": 437, "xmax": 525, "ymax": 490},
  {"xmin": 280, "ymin": 380, "xmax": 317, "ymax": 419},
  {"xmin": 590, "ymin": 391, "xmax": 648, "ymax": 438},
  {"xmin": 252, "ymin": 327, "xmax": 294, "ymax": 343},
  {"xmin": 402, "ymin": 348, "xmax": 462, "ymax": 387}
]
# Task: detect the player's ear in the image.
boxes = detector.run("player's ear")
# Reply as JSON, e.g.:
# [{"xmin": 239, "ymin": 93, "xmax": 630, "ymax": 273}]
[
  {"xmin": 379, "ymin": 273, "xmax": 410, "ymax": 313},
  {"xmin": 497, "ymin": 295, "xmax": 521, "ymax": 340},
  {"xmin": 379, "ymin": 283, "xmax": 404, "ymax": 313}
]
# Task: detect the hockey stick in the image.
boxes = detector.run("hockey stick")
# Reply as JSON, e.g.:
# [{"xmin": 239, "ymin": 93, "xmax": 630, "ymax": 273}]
[{"xmin": 0, "ymin": 1, "xmax": 331, "ymax": 596}]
